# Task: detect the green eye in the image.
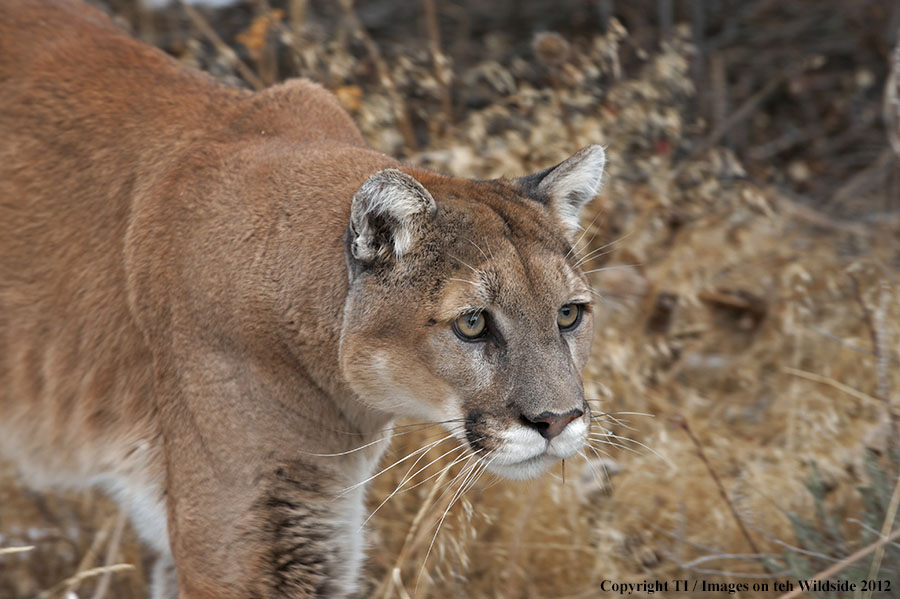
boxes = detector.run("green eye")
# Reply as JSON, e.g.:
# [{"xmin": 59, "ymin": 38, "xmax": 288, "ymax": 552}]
[
  {"xmin": 454, "ymin": 311, "xmax": 487, "ymax": 340},
  {"xmin": 557, "ymin": 304, "xmax": 582, "ymax": 330}
]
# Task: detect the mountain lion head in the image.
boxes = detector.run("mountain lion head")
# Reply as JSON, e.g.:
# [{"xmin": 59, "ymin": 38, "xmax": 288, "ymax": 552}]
[{"xmin": 340, "ymin": 145, "xmax": 605, "ymax": 480}]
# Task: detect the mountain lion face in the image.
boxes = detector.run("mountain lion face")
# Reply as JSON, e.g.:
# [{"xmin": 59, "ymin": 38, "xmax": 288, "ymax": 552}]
[{"xmin": 340, "ymin": 147, "xmax": 605, "ymax": 480}]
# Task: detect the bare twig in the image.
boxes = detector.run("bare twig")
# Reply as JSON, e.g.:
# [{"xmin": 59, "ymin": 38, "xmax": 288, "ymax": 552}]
[
  {"xmin": 338, "ymin": 0, "xmax": 418, "ymax": 150},
  {"xmin": 690, "ymin": 73, "xmax": 785, "ymax": 158},
  {"xmin": 287, "ymin": 0, "xmax": 308, "ymax": 32},
  {"xmin": 377, "ymin": 464, "xmax": 452, "ymax": 599},
  {"xmin": 776, "ymin": 528, "xmax": 900, "ymax": 599},
  {"xmin": 178, "ymin": 0, "xmax": 265, "ymax": 90},
  {"xmin": 91, "ymin": 512, "xmax": 128, "ymax": 599},
  {"xmin": 674, "ymin": 415, "xmax": 773, "ymax": 575},
  {"xmin": 550, "ymin": 74, "xmax": 578, "ymax": 151},
  {"xmin": 689, "ymin": 51, "xmax": 822, "ymax": 162},
  {"xmin": 41, "ymin": 565, "xmax": 135, "ymax": 599},
  {"xmin": 423, "ymin": 0, "xmax": 453, "ymax": 131},
  {"xmin": 709, "ymin": 52, "xmax": 728, "ymax": 145},
  {"xmin": 60, "ymin": 515, "xmax": 116, "ymax": 598},
  {"xmin": 862, "ymin": 472, "xmax": 900, "ymax": 599},
  {"xmin": 245, "ymin": 2, "xmax": 282, "ymax": 87},
  {"xmin": 872, "ymin": 282, "xmax": 893, "ymax": 409},
  {"xmin": 533, "ymin": 32, "xmax": 578, "ymax": 150},
  {"xmin": 391, "ymin": 567, "xmax": 414, "ymax": 599},
  {"xmin": 885, "ymin": 31, "xmax": 900, "ymax": 159},
  {"xmin": 502, "ymin": 483, "xmax": 541, "ymax": 599},
  {"xmin": 774, "ymin": 194, "xmax": 870, "ymax": 236},
  {"xmin": 683, "ymin": 566, "xmax": 787, "ymax": 579},
  {"xmin": 781, "ymin": 367, "xmax": 881, "ymax": 407},
  {"xmin": 849, "ymin": 273, "xmax": 897, "ymax": 446},
  {"xmin": 679, "ymin": 552, "xmax": 778, "ymax": 569},
  {"xmin": 830, "ymin": 149, "xmax": 896, "ymax": 207},
  {"xmin": 809, "ymin": 326, "xmax": 900, "ymax": 364},
  {"xmin": 0, "ymin": 545, "xmax": 34, "ymax": 555}
]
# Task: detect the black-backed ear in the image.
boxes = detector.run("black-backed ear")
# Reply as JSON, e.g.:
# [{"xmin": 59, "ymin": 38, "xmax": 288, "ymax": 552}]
[
  {"xmin": 349, "ymin": 169, "xmax": 436, "ymax": 264},
  {"xmin": 517, "ymin": 145, "xmax": 606, "ymax": 236}
]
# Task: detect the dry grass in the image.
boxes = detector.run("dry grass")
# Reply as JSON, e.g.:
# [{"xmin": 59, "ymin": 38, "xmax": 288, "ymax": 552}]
[{"xmin": 2, "ymin": 2, "xmax": 899, "ymax": 598}]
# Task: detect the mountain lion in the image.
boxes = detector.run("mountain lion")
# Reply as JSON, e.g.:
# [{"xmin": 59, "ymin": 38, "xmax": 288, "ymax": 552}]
[{"xmin": 0, "ymin": 1, "xmax": 604, "ymax": 597}]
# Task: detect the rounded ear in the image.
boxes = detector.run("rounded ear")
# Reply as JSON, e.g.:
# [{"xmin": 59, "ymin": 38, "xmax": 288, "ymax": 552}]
[
  {"xmin": 348, "ymin": 169, "xmax": 436, "ymax": 264},
  {"xmin": 516, "ymin": 145, "xmax": 606, "ymax": 236}
]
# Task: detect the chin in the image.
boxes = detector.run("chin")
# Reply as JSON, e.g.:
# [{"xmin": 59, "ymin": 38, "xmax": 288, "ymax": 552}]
[{"xmin": 486, "ymin": 454, "xmax": 559, "ymax": 481}]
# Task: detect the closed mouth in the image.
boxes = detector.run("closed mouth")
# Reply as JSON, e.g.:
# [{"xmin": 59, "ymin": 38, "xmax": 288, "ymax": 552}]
[{"xmin": 455, "ymin": 416, "xmax": 587, "ymax": 480}]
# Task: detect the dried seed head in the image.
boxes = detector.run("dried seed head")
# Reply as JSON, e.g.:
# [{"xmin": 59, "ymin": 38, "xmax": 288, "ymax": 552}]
[{"xmin": 533, "ymin": 32, "xmax": 570, "ymax": 68}]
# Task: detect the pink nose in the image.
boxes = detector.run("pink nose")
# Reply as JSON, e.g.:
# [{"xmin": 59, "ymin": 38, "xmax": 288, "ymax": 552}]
[{"xmin": 523, "ymin": 408, "xmax": 583, "ymax": 440}]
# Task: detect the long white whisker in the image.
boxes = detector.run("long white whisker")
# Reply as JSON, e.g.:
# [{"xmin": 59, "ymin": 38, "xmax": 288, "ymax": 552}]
[
  {"xmin": 573, "ymin": 232, "xmax": 633, "ymax": 267},
  {"xmin": 566, "ymin": 210, "xmax": 604, "ymax": 260},
  {"xmin": 589, "ymin": 433, "xmax": 670, "ymax": 465},
  {"xmin": 585, "ymin": 442, "xmax": 613, "ymax": 460},
  {"xmin": 447, "ymin": 277, "xmax": 478, "ymax": 286},
  {"xmin": 333, "ymin": 418, "xmax": 465, "ymax": 437},
  {"xmin": 578, "ymin": 449, "xmax": 608, "ymax": 488},
  {"xmin": 360, "ymin": 440, "xmax": 476, "ymax": 529},
  {"xmin": 387, "ymin": 418, "xmax": 467, "ymax": 432},
  {"xmin": 581, "ymin": 263, "xmax": 642, "ymax": 275},
  {"xmin": 301, "ymin": 435, "xmax": 392, "ymax": 457},
  {"xmin": 589, "ymin": 436, "xmax": 643, "ymax": 456},
  {"xmin": 591, "ymin": 414, "xmax": 638, "ymax": 432},
  {"xmin": 306, "ymin": 423, "xmax": 464, "ymax": 457},
  {"xmin": 589, "ymin": 288, "xmax": 608, "ymax": 303},
  {"xmin": 336, "ymin": 432, "xmax": 457, "ymax": 497},
  {"xmin": 467, "ymin": 238, "xmax": 489, "ymax": 262},
  {"xmin": 596, "ymin": 431, "xmax": 657, "ymax": 451},
  {"xmin": 573, "ymin": 245, "xmax": 617, "ymax": 267},
  {"xmin": 397, "ymin": 442, "xmax": 485, "ymax": 495},
  {"xmin": 574, "ymin": 250, "xmax": 604, "ymax": 268},
  {"xmin": 448, "ymin": 253, "xmax": 481, "ymax": 275},
  {"xmin": 389, "ymin": 434, "xmax": 469, "ymax": 490},
  {"xmin": 432, "ymin": 450, "xmax": 483, "ymax": 504},
  {"xmin": 582, "ymin": 445, "xmax": 619, "ymax": 493},
  {"xmin": 485, "ymin": 239, "xmax": 495, "ymax": 261},
  {"xmin": 424, "ymin": 450, "xmax": 484, "ymax": 505},
  {"xmin": 605, "ymin": 411, "xmax": 655, "ymax": 418},
  {"xmin": 592, "ymin": 411, "xmax": 655, "ymax": 431},
  {"xmin": 479, "ymin": 470, "xmax": 504, "ymax": 492},
  {"xmin": 567, "ymin": 226, "xmax": 591, "ymax": 260},
  {"xmin": 441, "ymin": 452, "xmax": 492, "ymax": 512},
  {"xmin": 418, "ymin": 452, "xmax": 495, "ymax": 589}
]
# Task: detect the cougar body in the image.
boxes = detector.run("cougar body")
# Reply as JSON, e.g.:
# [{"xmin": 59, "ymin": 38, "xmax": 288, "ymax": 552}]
[{"xmin": 0, "ymin": 1, "xmax": 606, "ymax": 596}]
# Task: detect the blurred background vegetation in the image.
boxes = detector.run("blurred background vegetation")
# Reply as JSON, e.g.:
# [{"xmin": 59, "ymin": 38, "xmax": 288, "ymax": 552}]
[{"xmin": 2, "ymin": 1, "xmax": 899, "ymax": 597}]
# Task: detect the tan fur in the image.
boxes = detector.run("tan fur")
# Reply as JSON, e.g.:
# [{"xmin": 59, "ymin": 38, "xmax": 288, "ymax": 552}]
[{"xmin": 0, "ymin": 1, "xmax": 605, "ymax": 597}]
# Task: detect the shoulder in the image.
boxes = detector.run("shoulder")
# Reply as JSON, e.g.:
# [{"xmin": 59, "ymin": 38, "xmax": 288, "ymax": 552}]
[{"xmin": 242, "ymin": 79, "xmax": 367, "ymax": 147}]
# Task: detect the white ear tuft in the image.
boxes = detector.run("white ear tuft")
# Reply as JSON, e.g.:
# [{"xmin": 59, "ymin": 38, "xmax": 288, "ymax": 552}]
[
  {"xmin": 520, "ymin": 145, "xmax": 606, "ymax": 236},
  {"xmin": 349, "ymin": 169, "xmax": 436, "ymax": 263}
]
